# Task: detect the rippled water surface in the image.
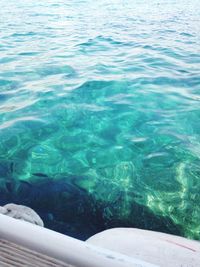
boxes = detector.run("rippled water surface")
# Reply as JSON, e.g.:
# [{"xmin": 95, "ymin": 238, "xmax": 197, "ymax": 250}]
[{"xmin": 0, "ymin": 0, "xmax": 200, "ymax": 240}]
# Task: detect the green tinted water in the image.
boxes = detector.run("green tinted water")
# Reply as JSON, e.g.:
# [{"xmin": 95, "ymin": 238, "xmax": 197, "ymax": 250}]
[{"xmin": 0, "ymin": 0, "xmax": 200, "ymax": 239}]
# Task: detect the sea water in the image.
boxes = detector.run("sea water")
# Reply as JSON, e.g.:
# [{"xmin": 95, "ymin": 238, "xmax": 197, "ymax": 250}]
[{"xmin": 0, "ymin": 0, "xmax": 200, "ymax": 240}]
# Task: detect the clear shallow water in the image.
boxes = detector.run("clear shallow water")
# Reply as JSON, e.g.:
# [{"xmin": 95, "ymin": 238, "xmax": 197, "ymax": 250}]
[{"xmin": 0, "ymin": 0, "xmax": 200, "ymax": 240}]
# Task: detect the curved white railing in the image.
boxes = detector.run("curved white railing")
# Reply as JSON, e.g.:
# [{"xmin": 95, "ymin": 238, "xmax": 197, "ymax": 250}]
[{"xmin": 0, "ymin": 214, "xmax": 158, "ymax": 267}]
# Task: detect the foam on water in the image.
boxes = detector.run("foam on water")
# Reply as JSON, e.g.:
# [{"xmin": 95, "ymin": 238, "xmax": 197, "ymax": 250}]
[{"xmin": 0, "ymin": 0, "xmax": 200, "ymax": 240}]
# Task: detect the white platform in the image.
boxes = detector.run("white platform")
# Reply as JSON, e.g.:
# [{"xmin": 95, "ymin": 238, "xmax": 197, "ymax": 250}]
[
  {"xmin": 0, "ymin": 214, "xmax": 157, "ymax": 267},
  {"xmin": 87, "ymin": 228, "xmax": 200, "ymax": 267}
]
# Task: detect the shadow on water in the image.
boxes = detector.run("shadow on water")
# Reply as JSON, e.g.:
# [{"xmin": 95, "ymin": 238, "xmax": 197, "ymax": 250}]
[{"xmin": 0, "ymin": 174, "xmax": 183, "ymax": 241}]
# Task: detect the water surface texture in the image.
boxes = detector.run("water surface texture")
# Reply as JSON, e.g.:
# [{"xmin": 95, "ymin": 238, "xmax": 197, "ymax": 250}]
[{"xmin": 0, "ymin": 0, "xmax": 200, "ymax": 240}]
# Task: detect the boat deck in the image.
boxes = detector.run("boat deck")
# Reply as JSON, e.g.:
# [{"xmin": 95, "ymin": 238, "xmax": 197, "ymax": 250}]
[{"xmin": 0, "ymin": 239, "xmax": 74, "ymax": 267}]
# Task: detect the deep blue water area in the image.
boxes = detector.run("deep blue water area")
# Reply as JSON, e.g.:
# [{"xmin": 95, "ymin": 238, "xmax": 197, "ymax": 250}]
[{"xmin": 0, "ymin": 0, "xmax": 200, "ymax": 240}]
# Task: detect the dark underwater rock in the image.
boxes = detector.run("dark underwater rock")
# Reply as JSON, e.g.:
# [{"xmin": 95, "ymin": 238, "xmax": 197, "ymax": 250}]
[{"xmin": 0, "ymin": 176, "xmax": 183, "ymax": 240}]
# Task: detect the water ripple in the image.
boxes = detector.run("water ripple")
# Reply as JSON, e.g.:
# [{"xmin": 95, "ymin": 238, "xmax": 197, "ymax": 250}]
[{"xmin": 0, "ymin": 0, "xmax": 200, "ymax": 240}]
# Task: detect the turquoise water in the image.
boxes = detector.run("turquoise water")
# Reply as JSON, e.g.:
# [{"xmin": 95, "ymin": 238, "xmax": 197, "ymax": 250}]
[{"xmin": 0, "ymin": 0, "xmax": 200, "ymax": 240}]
